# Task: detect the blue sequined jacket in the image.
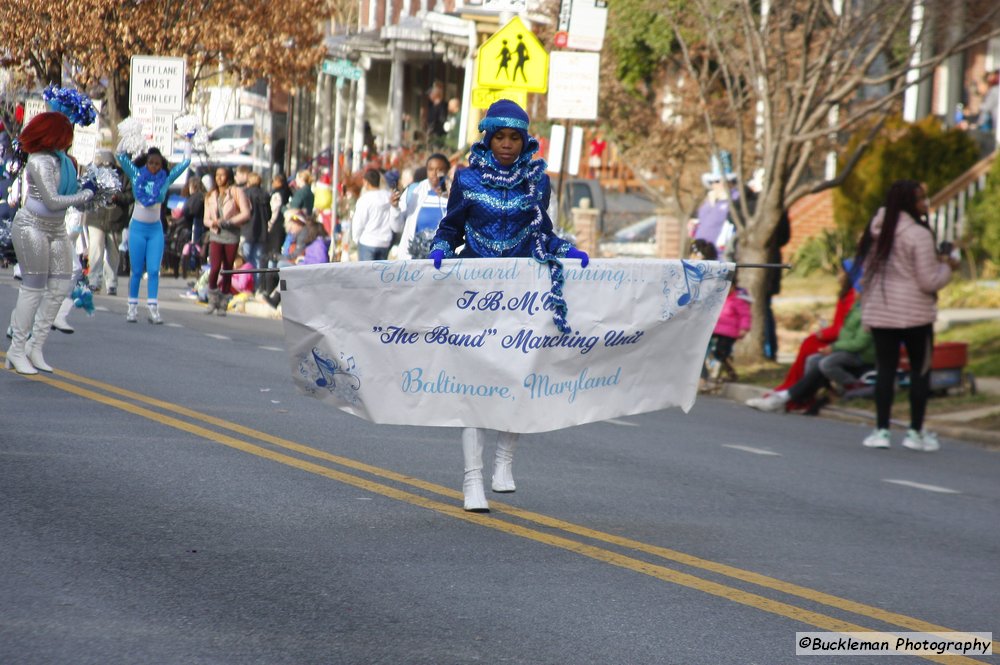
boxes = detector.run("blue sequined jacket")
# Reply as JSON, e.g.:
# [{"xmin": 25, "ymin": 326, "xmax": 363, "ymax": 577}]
[{"xmin": 430, "ymin": 142, "xmax": 571, "ymax": 261}]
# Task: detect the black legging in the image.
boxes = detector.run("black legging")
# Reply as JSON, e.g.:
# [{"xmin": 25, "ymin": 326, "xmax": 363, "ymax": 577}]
[{"xmin": 871, "ymin": 325, "xmax": 933, "ymax": 431}]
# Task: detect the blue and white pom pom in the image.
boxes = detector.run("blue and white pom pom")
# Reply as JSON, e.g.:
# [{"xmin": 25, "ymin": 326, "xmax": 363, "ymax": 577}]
[
  {"xmin": 116, "ymin": 117, "xmax": 147, "ymax": 157},
  {"xmin": 43, "ymin": 86, "xmax": 98, "ymax": 126},
  {"xmin": 78, "ymin": 165, "xmax": 123, "ymax": 210},
  {"xmin": 71, "ymin": 281, "xmax": 95, "ymax": 315},
  {"xmin": 174, "ymin": 114, "xmax": 208, "ymax": 149}
]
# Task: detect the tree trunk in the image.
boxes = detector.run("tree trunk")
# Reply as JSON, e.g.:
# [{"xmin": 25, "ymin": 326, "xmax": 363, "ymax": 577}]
[
  {"xmin": 734, "ymin": 197, "xmax": 784, "ymax": 363},
  {"xmin": 105, "ymin": 68, "xmax": 131, "ymax": 145},
  {"xmin": 733, "ymin": 241, "xmax": 768, "ymax": 363}
]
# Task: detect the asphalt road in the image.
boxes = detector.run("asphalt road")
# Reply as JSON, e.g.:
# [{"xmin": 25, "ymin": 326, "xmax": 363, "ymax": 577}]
[{"xmin": 1, "ymin": 279, "xmax": 998, "ymax": 665}]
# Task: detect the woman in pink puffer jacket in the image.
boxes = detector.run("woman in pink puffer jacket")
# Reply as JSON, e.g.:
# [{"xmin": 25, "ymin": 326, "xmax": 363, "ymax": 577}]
[{"xmin": 854, "ymin": 180, "xmax": 958, "ymax": 452}]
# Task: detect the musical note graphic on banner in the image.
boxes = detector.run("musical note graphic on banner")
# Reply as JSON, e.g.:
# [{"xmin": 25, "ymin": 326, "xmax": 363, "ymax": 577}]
[
  {"xmin": 310, "ymin": 347, "xmax": 361, "ymax": 391},
  {"xmin": 676, "ymin": 260, "xmax": 706, "ymax": 306}
]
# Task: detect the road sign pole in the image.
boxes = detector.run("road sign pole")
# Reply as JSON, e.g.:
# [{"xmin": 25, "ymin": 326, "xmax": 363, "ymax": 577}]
[
  {"xmin": 330, "ymin": 77, "xmax": 344, "ymax": 261},
  {"xmin": 555, "ymin": 119, "xmax": 574, "ymax": 228}
]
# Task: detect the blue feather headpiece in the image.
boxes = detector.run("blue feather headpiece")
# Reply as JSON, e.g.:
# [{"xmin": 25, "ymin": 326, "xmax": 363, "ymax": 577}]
[{"xmin": 43, "ymin": 86, "xmax": 97, "ymax": 127}]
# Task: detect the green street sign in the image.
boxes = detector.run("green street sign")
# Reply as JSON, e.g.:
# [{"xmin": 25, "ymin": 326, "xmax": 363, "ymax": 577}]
[{"xmin": 322, "ymin": 59, "xmax": 363, "ymax": 81}]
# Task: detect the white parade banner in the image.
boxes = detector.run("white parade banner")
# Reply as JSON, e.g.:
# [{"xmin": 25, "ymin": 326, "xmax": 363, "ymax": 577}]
[{"xmin": 280, "ymin": 258, "xmax": 732, "ymax": 434}]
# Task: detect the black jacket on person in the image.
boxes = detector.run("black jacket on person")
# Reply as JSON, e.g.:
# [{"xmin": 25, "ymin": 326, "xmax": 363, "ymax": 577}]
[{"xmin": 242, "ymin": 185, "xmax": 271, "ymax": 244}]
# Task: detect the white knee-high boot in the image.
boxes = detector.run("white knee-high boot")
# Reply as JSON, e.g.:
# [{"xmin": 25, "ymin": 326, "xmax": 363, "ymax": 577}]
[
  {"xmin": 25, "ymin": 280, "xmax": 71, "ymax": 373},
  {"xmin": 5, "ymin": 287, "xmax": 44, "ymax": 374},
  {"xmin": 492, "ymin": 431, "xmax": 519, "ymax": 493},
  {"xmin": 51, "ymin": 298, "xmax": 75, "ymax": 333},
  {"xmin": 462, "ymin": 428, "xmax": 489, "ymax": 512}
]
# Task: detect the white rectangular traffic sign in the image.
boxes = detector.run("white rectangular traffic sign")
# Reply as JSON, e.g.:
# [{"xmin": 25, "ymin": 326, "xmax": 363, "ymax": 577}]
[
  {"xmin": 567, "ymin": 0, "xmax": 608, "ymax": 52},
  {"xmin": 547, "ymin": 51, "xmax": 600, "ymax": 120},
  {"xmin": 130, "ymin": 55, "xmax": 186, "ymax": 112}
]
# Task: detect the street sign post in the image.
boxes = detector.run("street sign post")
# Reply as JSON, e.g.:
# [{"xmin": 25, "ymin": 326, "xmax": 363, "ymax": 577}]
[
  {"xmin": 322, "ymin": 59, "xmax": 363, "ymax": 81},
  {"xmin": 320, "ymin": 58, "xmax": 363, "ymax": 260},
  {"xmin": 476, "ymin": 17, "xmax": 549, "ymax": 94}
]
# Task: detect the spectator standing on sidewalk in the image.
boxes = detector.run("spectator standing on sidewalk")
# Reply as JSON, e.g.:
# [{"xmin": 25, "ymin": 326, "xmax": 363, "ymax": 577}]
[
  {"xmin": 352, "ymin": 168, "xmax": 401, "ymax": 261},
  {"xmin": 241, "ymin": 171, "xmax": 271, "ymax": 291},
  {"xmin": 84, "ymin": 149, "xmax": 126, "ymax": 297},
  {"xmin": 395, "ymin": 154, "xmax": 450, "ymax": 259},
  {"xmin": 855, "ymin": 180, "xmax": 958, "ymax": 452},
  {"xmin": 703, "ymin": 278, "xmax": 752, "ymax": 382},
  {"xmin": 260, "ymin": 173, "xmax": 291, "ymax": 299},
  {"xmin": 287, "ymin": 170, "xmax": 314, "ymax": 216},
  {"xmin": 203, "ymin": 166, "xmax": 250, "ymax": 316}
]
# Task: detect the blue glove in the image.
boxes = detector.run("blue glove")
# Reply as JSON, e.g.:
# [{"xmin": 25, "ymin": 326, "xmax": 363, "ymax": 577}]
[
  {"xmin": 565, "ymin": 247, "xmax": 589, "ymax": 268},
  {"xmin": 429, "ymin": 249, "xmax": 445, "ymax": 270},
  {"xmin": 81, "ymin": 181, "xmax": 98, "ymax": 194}
]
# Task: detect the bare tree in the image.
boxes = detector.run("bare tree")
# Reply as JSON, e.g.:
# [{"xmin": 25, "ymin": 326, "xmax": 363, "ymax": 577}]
[
  {"xmin": 0, "ymin": 0, "xmax": 345, "ymax": 129},
  {"xmin": 663, "ymin": 0, "xmax": 1000, "ymax": 359}
]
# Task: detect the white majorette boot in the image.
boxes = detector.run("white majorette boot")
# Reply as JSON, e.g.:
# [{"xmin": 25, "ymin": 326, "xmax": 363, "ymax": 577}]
[
  {"xmin": 147, "ymin": 301, "xmax": 163, "ymax": 324},
  {"xmin": 462, "ymin": 428, "xmax": 489, "ymax": 512},
  {"xmin": 491, "ymin": 431, "xmax": 519, "ymax": 493},
  {"xmin": 25, "ymin": 281, "xmax": 70, "ymax": 373},
  {"xmin": 51, "ymin": 297, "xmax": 75, "ymax": 333},
  {"xmin": 5, "ymin": 287, "xmax": 44, "ymax": 375}
]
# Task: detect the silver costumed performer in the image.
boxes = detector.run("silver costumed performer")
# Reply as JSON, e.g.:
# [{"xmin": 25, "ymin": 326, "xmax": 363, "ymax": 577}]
[{"xmin": 6, "ymin": 129, "xmax": 94, "ymax": 374}]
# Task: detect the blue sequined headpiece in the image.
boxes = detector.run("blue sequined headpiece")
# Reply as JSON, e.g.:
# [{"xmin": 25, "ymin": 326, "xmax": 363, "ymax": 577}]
[
  {"xmin": 43, "ymin": 86, "xmax": 97, "ymax": 127},
  {"xmin": 478, "ymin": 99, "xmax": 530, "ymax": 153}
]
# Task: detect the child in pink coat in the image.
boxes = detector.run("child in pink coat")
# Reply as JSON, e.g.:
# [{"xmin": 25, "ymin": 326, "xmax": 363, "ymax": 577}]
[{"xmin": 705, "ymin": 279, "xmax": 752, "ymax": 380}]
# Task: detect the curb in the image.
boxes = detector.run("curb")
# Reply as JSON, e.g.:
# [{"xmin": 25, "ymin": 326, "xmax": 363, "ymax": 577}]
[{"xmin": 719, "ymin": 382, "xmax": 1000, "ymax": 449}]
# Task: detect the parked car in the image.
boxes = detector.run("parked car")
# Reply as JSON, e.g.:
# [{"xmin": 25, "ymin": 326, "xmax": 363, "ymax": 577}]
[
  {"xmin": 611, "ymin": 215, "xmax": 658, "ymax": 243},
  {"xmin": 206, "ymin": 119, "xmax": 253, "ymax": 156},
  {"xmin": 600, "ymin": 214, "xmax": 660, "ymax": 258}
]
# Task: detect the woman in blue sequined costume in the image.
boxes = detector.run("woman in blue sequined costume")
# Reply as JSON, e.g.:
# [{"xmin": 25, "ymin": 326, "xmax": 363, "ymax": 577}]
[{"xmin": 428, "ymin": 100, "xmax": 589, "ymax": 512}]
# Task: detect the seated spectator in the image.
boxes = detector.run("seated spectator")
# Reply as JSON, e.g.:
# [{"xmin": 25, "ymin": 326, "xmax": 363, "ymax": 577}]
[
  {"xmin": 747, "ymin": 299, "xmax": 874, "ymax": 412},
  {"xmin": 750, "ymin": 259, "xmax": 862, "ymax": 410},
  {"xmin": 703, "ymin": 277, "xmax": 752, "ymax": 382},
  {"xmin": 690, "ymin": 238, "xmax": 719, "ymax": 261},
  {"xmin": 265, "ymin": 215, "xmax": 329, "ymax": 308},
  {"xmin": 230, "ymin": 254, "xmax": 255, "ymax": 295},
  {"xmin": 298, "ymin": 218, "xmax": 331, "ymax": 265}
]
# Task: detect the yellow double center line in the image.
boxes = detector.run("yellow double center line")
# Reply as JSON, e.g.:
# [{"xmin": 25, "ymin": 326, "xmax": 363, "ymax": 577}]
[{"xmin": 17, "ymin": 365, "xmax": 996, "ymax": 664}]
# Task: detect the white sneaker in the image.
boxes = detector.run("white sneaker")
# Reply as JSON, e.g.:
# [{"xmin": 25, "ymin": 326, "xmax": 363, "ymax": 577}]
[
  {"xmin": 919, "ymin": 430, "xmax": 940, "ymax": 452},
  {"xmin": 126, "ymin": 303, "xmax": 138, "ymax": 323},
  {"xmin": 747, "ymin": 390, "xmax": 789, "ymax": 412},
  {"xmin": 147, "ymin": 304, "xmax": 163, "ymax": 324},
  {"xmin": 863, "ymin": 428, "xmax": 891, "ymax": 449},
  {"xmin": 903, "ymin": 429, "xmax": 940, "ymax": 452}
]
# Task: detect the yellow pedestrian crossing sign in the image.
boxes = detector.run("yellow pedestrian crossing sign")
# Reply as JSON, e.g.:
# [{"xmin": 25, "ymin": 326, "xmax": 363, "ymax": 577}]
[
  {"xmin": 471, "ymin": 87, "xmax": 528, "ymax": 110},
  {"xmin": 476, "ymin": 17, "xmax": 548, "ymax": 93}
]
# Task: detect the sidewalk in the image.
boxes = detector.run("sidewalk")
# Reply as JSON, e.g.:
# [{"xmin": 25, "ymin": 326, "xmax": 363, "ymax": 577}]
[
  {"xmin": 150, "ymin": 275, "xmax": 281, "ymax": 320},
  {"xmin": 723, "ymin": 379, "xmax": 1000, "ymax": 448}
]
